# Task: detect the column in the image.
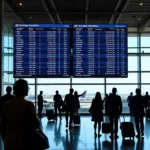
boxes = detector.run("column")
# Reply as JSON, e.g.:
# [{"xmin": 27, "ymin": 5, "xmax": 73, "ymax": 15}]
[{"xmin": 0, "ymin": 0, "xmax": 4, "ymax": 96}]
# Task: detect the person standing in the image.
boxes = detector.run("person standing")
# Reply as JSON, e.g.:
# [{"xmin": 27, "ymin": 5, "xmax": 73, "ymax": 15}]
[
  {"xmin": 144, "ymin": 92, "xmax": 150, "ymax": 108},
  {"xmin": 131, "ymin": 88, "xmax": 145, "ymax": 138},
  {"xmin": 0, "ymin": 86, "xmax": 14, "ymax": 117},
  {"xmin": 106, "ymin": 88, "xmax": 122, "ymax": 140},
  {"xmin": 74, "ymin": 91, "xmax": 86, "ymax": 114},
  {"xmin": 53, "ymin": 90, "xmax": 63, "ymax": 120},
  {"xmin": 127, "ymin": 92, "xmax": 133, "ymax": 116},
  {"xmin": 37, "ymin": 91, "xmax": 46, "ymax": 118},
  {"xmin": 64, "ymin": 88, "xmax": 75, "ymax": 129},
  {"xmin": 90, "ymin": 92, "xmax": 103, "ymax": 138}
]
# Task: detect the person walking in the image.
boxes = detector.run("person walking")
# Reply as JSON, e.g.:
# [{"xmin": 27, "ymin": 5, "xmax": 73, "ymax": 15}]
[
  {"xmin": 53, "ymin": 90, "xmax": 63, "ymax": 120},
  {"xmin": 127, "ymin": 92, "xmax": 133, "ymax": 116},
  {"xmin": 90, "ymin": 92, "xmax": 103, "ymax": 138},
  {"xmin": 106, "ymin": 88, "xmax": 122, "ymax": 140},
  {"xmin": 64, "ymin": 88, "xmax": 75, "ymax": 129},
  {"xmin": 131, "ymin": 88, "xmax": 145, "ymax": 138}
]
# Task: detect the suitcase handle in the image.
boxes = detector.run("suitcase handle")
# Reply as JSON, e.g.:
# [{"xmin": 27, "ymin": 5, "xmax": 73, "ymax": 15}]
[{"xmin": 119, "ymin": 115, "xmax": 125, "ymax": 124}]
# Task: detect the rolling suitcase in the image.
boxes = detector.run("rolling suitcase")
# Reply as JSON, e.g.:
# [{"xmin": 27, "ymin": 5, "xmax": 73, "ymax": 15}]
[
  {"xmin": 102, "ymin": 123, "xmax": 111, "ymax": 134},
  {"xmin": 120, "ymin": 116, "xmax": 135, "ymax": 140},
  {"xmin": 73, "ymin": 114, "xmax": 80, "ymax": 125},
  {"xmin": 46, "ymin": 109, "xmax": 55, "ymax": 120}
]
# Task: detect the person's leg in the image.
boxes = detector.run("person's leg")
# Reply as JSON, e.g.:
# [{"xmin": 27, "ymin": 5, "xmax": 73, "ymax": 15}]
[
  {"xmin": 54, "ymin": 105, "xmax": 57, "ymax": 120},
  {"xmin": 69, "ymin": 111, "xmax": 73, "ymax": 128},
  {"xmin": 115, "ymin": 116, "xmax": 119, "ymax": 139},
  {"xmin": 38, "ymin": 105, "xmax": 42, "ymax": 118},
  {"xmin": 140, "ymin": 116, "xmax": 144, "ymax": 136},
  {"xmin": 94, "ymin": 121, "xmax": 97, "ymax": 136},
  {"xmin": 109, "ymin": 116, "xmax": 113, "ymax": 139},
  {"xmin": 66, "ymin": 110, "xmax": 69, "ymax": 127},
  {"xmin": 98, "ymin": 122, "xmax": 101, "ymax": 137},
  {"xmin": 134, "ymin": 116, "xmax": 140, "ymax": 137},
  {"xmin": 58, "ymin": 105, "xmax": 62, "ymax": 119}
]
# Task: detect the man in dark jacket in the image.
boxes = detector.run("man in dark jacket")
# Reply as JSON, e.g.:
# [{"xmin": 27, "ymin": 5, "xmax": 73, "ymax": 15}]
[
  {"xmin": 106, "ymin": 88, "xmax": 122, "ymax": 140},
  {"xmin": 127, "ymin": 92, "xmax": 133, "ymax": 116},
  {"xmin": 38, "ymin": 91, "xmax": 46, "ymax": 118},
  {"xmin": 0, "ymin": 86, "xmax": 14, "ymax": 117},
  {"xmin": 64, "ymin": 88, "xmax": 75, "ymax": 129},
  {"xmin": 131, "ymin": 88, "xmax": 145, "ymax": 138},
  {"xmin": 144, "ymin": 92, "xmax": 150, "ymax": 107},
  {"xmin": 53, "ymin": 90, "xmax": 63, "ymax": 120}
]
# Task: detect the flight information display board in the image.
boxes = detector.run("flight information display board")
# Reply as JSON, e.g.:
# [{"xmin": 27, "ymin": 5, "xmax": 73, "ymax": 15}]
[
  {"xmin": 14, "ymin": 24, "xmax": 70, "ymax": 77},
  {"xmin": 73, "ymin": 24, "xmax": 128, "ymax": 77}
]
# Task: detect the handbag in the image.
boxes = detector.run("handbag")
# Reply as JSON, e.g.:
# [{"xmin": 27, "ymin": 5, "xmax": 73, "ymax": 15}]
[{"xmin": 24, "ymin": 102, "xmax": 49, "ymax": 149}]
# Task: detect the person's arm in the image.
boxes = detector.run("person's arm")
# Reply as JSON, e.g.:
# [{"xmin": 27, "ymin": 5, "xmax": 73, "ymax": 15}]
[
  {"xmin": 78, "ymin": 91, "xmax": 86, "ymax": 97},
  {"xmin": 119, "ymin": 96, "xmax": 122, "ymax": 114},
  {"xmin": 28, "ymin": 102, "xmax": 40, "ymax": 129}
]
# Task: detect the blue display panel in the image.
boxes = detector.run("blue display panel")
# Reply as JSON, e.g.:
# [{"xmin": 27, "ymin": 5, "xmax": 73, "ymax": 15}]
[
  {"xmin": 73, "ymin": 24, "xmax": 128, "ymax": 77},
  {"xmin": 14, "ymin": 24, "xmax": 70, "ymax": 77}
]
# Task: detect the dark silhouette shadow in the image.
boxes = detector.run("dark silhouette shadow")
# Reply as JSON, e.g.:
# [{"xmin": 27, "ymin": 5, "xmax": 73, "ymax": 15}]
[
  {"xmin": 102, "ymin": 135, "xmax": 113, "ymax": 150},
  {"xmin": 46, "ymin": 121, "xmax": 55, "ymax": 132},
  {"xmin": 94, "ymin": 138, "xmax": 101, "ymax": 150},
  {"xmin": 144, "ymin": 117, "xmax": 150, "ymax": 139},
  {"xmin": 135, "ymin": 138, "xmax": 144, "ymax": 150},
  {"xmin": 120, "ymin": 139, "xmax": 135, "ymax": 150},
  {"xmin": 62, "ymin": 127, "xmax": 82, "ymax": 150},
  {"xmin": 54, "ymin": 120, "xmax": 62, "ymax": 146}
]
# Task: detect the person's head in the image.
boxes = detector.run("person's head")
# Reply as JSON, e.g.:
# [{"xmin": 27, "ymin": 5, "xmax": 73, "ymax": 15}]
[
  {"xmin": 136, "ymin": 88, "xmax": 141, "ymax": 95},
  {"xmin": 146, "ymin": 91, "xmax": 148, "ymax": 95},
  {"xmin": 69, "ymin": 88, "xmax": 74, "ymax": 94},
  {"xmin": 13, "ymin": 79, "xmax": 28, "ymax": 97},
  {"xmin": 74, "ymin": 91, "xmax": 78, "ymax": 96},
  {"xmin": 105, "ymin": 94, "xmax": 108, "ymax": 97},
  {"xmin": 95, "ymin": 92, "xmax": 102, "ymax": 101},
  {"xmin": 56, "ymin": 90, "xmax": 59, "ymax": 94},
  {"xmin": 112, "ymin": 88, "xmax": 117, "ymax": 94},
  {"xmin": 130, "ymin": 92, "xmax": 133, "ymax": 96},
  {"xmin": 109, "ymin": 93, "xmax": 112, "ymax": 96},
  {"xmin": 6, "ymin": 86, "xmax": 12, "ymax": 94},
  {"xmin": 40, "ymin": 91, "xmax": 43, "ymax": 95}
]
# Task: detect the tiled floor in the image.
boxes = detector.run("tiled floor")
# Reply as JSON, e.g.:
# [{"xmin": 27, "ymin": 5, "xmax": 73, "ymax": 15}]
[{"xmin": 1, "ymin": 116, "xmax": 150, "ymax": 150}]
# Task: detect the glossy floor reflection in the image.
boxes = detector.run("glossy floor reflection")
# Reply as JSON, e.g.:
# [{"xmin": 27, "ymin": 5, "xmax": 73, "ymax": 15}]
[{"xmin": 1, "ymin": 116, "xmax": 150, "ymax": 150}]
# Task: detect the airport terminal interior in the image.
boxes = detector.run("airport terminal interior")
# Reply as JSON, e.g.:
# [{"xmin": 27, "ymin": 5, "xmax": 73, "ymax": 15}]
[{"xmin": 1, "ymin": 0, "xmax": 150, "ymax": 149}]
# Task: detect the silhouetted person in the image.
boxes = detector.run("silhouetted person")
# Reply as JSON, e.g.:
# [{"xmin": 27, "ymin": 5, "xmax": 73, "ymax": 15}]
[
  {"xmin": 74, "ymin": 91, "xmax": 86, "ymax": 114},
  {"xmin": 106, "ymin": 88, "xmax": 122, "ymax": 140},
  {"xmin": 90, "ymin": 92, "xmax": 103, "ymax": 138},
  {"xmin": 1, "ymin": 79, "xmax": 40, "ymax": 149},
  {"xmin": 127, "ymin": 92, "xmax": 133, "ymax": 116},
  {"xmin": 38, "ymin": 91, "xmax": 46, "ymax": 118},
  {"xmin": 64, "ymin": 88, "xmax": 75, "ymax": 129},
  {"xmin": 0, "ymin": 86, "xmax": 14, "ymax": 118},
  {"xmin": 131, "ymin": 88, "xmax": 145, "ymax": 138},
  {"xmin": 144, "ymin": 92, "xmax": 150, "ymax": 108},
  {"xmin": 53, "ymin": 90, "xmax": 63, "ymax": 120}
]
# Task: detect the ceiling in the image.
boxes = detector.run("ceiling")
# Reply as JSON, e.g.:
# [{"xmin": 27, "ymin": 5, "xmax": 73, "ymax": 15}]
[{"xmin": 3, "ymin": 0, "xmax": 150, "ymax": 31}]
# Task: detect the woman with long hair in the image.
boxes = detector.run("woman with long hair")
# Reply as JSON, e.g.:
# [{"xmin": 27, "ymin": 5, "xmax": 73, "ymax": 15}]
[{"xmin": 90, "ymin": 92, "xmax": 103, "ymax": 138}]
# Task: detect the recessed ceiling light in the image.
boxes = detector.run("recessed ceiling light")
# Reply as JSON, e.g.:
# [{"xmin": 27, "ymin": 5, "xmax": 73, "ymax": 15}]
[
  {"xmin": 138, "ymin": 18, "xmax": 141, "ymax": 21},
  {"xmin": 18, "ymin": 2, "xmax": 23, "ymax": 6},
  {"xmin": 29, "ymin": 16, "xmax": 32, "ymax": 19},
  {"xmin": 139, "ymin": 2, "xmax": 143, "ymax": 6}
]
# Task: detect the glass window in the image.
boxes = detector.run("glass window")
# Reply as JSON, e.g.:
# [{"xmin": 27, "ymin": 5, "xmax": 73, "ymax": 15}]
[
  {"xmin": 128, "ymin": 48, "xmax": 138, "ymax": 53},
  {"xmin": 106, "ymin": 73, "xmax": 138, "ymax": 83},
  {"xmin": 128, "ymin": 34, "xmax": 137, "ymax": 47},
  {"xmin": 4, "ymin": 73, "xmax": 14, "ymax": 84},
  {"xmin": 4, "ymin": 56, "xmax": 8, "ymax": 71},
  {"xmin": 141, "ymin": 85, "xmax": 150, "ymax": 95},
  {"xmin": 72, "ymin": 78, "xmax": 104, "ymax": 84},
  {"xmin": 37, "ymin": 85, "xmax": 70, "ymax": 100},
  {"xmin": 141, "ymin": 33, "xmax": 150, "ymax": 47},
  {"xmin": 128, "ymin": 56, "xmax": 138, "ymax": 71},
  {"xmin": 141, "ymin": 73, "xmax": 150, "ymax": 83},
  {"xmin": 141, "ymin": 48, "xmax": 150, "ymax": 53},
  {"xmin": 15, "ymin": 78, "xmax": 35, "ymax": 84},
  {"xmin": 106, "ymin": 85, "xmax": 138, "ymax": 98},
  {"xmin": 72, "ymin": 85, "xmax": 104, "ymax": 101},
  {"xmin": 141, "ymin": 56, "xmax": 150, "ymax": 71},
  {"xmin": 37, "ymin": 78, "xmax": 70, "ymax": 84},
  {"xmin": 8, "ymin": 55, "xmax": 13, "ymax": 71},
  {"xmin": 26, "ymin": 85, "xmax": 35, "ymax": 102}
]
